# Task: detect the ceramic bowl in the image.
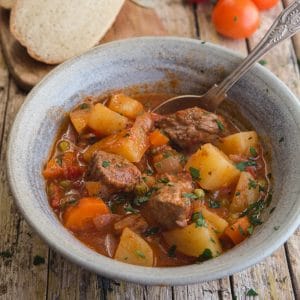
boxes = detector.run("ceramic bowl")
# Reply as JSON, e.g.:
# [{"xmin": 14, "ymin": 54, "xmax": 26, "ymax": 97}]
[{"xmin": 7, "ymin": 37, "xmax": 300, "ymax": 285}]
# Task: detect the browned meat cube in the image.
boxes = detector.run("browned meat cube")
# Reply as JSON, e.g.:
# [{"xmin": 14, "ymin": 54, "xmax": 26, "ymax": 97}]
[
  {"xmin": 114, "ymin": 214, "xmax": 148, "ymax": 235},
  {"xmin": 156, "ymin": 107, "xmax": 230, "ymax": 152},
  {"xmin": 147, "ymin": 173, "xmax": 193, "ymax": 229},
  {"xmin": 88, "ymin": 150, "xmax": 142, "ymax": 195}
]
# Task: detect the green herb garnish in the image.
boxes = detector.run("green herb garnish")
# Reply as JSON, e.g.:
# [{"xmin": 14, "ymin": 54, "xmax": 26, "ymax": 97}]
[
  {"xmin": 215, "ymin": 119, "xmax": 225, "ymax": 131},
  {"xmin": 199, "ymin": 248, "xmax": 213, "ymax": 260},
  {"xmin": 208, "ymin": 199, "xmax": 221, "ymax": 208},
  {"xmin": 247, "ymin": 225, "xmax": 254, "ymax": 235},
  {"xmin": 235, "ymin": 160, "xmax": 256, "ymax": 171},
  {"xmin": 144, "ymin": 227, "xmax": 160, "ymax": 237},
  {"xmin": 102, "ymin": 161, "xmax": 110, "ymax": 168},
  {"xmin": 133, "ymin": 196, "xmax": 149, "ymax": 206},
  {"xmin": 189, "ymin": 167, "xmax": 200, "ymax": 180},
  {"xmin": 135, "ymin": 250, "xmax": 145, "ymax": 259},
  {"xmin": 157, "ymin": 177, "xmax": 170, "ymax": 184},
  {"xmin": 182, "ymin": 193, "xmax": 198, "ymax": 200},
  {"xmin": 249, "ymin": 146, "xmax": 257, "ymax": 157},
  {"xmin": 192, "ymin": 212, "xmax": 207, "ymax": 228},
  {"xmin": 248, "ymin": 179, "xmax": 257, "ymax": 190},
  {"xmin": 238, "ymin": 225, "xmax": 246, "ymax": 236},
  {"xmin": 168, "ymin": 245, "xmax": 177, "ymax": 257},
  {"xmin": 259, "ymin": 59, "xmax": 267, "ymax": 65}
]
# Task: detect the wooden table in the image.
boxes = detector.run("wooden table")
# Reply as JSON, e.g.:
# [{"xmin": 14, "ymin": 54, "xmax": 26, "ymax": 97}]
[{"xmin": 0, "ymin": 1, "xmax": 299, "ymax": 299}]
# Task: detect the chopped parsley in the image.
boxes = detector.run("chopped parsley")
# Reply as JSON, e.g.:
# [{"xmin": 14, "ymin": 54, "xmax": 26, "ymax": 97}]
[
  {"xmin": 192, "ymin": 212, "xmax": 207, "ymax": 228},
  {"xmin": 238, "ymin": 225, "xmax": 246, "ymax": 236},
  {"xmin": 135, "ymin": 250, "xmax": 145, "ymax": 259},
  {"xmin": 208, "ymin": 199, "xmax": 221, "ymax": 208},
  {"xmin": 157, "ymin": 177, "xmax": 170, "ymax": 184},
  {"xmin": 235, "ymin": 160, "xmax": 256, "ymax": 171},
  {"xmin": 189, "ymin": 167, "xmax": 200, "ymax": 180},
  {"xmin": 249, "ymin": 146, "xmax": 257, "ymax": 157},
  {"xmin": 146, "ymin": 168, "xmax": 154, "ymax": 176},
  {"xmin": 259, "ymin": 59, "xmax": 267, "ymax": 65},
  {"xmin": 246, "ymin": 288, "xmax": 258, "ymax": 296},
  {"xmin": 182, "ymin": 192, "xmax": 199, "ymax": 200},
  {"xmin": 102, "ymin": 160, "xmax": 110, "ymax": 168},
  {"xmin": 56, "ymin": 157, "xmax": 63, "ymax": 166},
  {"xmin": 199, "ymin": 248, "xmax": 213, "ymax": 261},
  {"xmin": 124, "ymin": 203, "xmax": 139, "ymax": 214},
  {"xmin": 144, "ymin": 227, "xmax": 160, "ymax": 236},
  {"xmin": 241, "ymin": 198, "xmax": 265, "ymax": 226},
  {"xmin": 210, "ymin": 237, "xmax": 216, "ymax": 244},
  {"xmin": 248, "ymin": 179, "xmax": 257, "ymax": 190},
  {"xmin": 247, "ymin": 225, "xmax": 254, "ymax": 235},
  {"xmin": 133, "ymin": 196, "xmax": 149, "ymax": 206},
  {"xmin": 215, "ymin": 119, "xmax": 225, "ymax": 131},
  {"xmin": 168, "ymin": 245, "xmax": 177, "ymax": 257},
  {"xmin": 33, "ymin": 255, "xmax": 45, "ymax": 266}
]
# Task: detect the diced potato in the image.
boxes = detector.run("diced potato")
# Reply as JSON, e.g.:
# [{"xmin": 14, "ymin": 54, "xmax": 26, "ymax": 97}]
[
  {"xmin": 70, "ymin": 108, "xmax": 91, "ymax": 134},
  {"xmin": 114, "ymin": 227, "xmax": 154, "ymax": 266},
  {"xmin": 197, "ymin": 206, "xmax": 228, "ymax": 236},
  {"xmin": 84, "ymin": 113, "xmax": 153, "ymax": 162},
  {"xmin": 88, "ymin": 103, "xmax": 128, "ymax": 136},
  {"xmin": 163, "ymin": 223, "xmax": 222, "ymax": 257},
  {"xmin": 230, "ymin": 171, "xmax": 260, "ymax": 213},
  {"xmin": 185, "ymin": 143, "xmax": 240, "ymax": 190},
  {"xmin": 108, "ymin": 94, "xmax": 144, "ymax": 119},
  {"xmin": 218, "ymin": 131, "xmax": 259, "ymax": 157}
]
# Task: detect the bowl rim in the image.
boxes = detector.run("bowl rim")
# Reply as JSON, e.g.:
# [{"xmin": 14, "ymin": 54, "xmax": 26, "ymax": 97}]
[{"xmin": 7, "ymin": 36, "xmax": 300, "ymax": 285}]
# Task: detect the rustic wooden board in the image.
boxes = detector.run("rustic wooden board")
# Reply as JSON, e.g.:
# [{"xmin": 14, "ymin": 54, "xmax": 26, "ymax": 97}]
[{"xmin": 0, "ymin": 0, "xmax": 166, "ymax": 91}]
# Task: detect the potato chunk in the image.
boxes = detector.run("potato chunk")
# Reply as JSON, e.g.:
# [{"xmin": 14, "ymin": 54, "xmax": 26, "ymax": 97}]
[
  {"xmin": 114, "ymin": 227, "xmax": 154, "ymax": 267},
  {"xmin": 88, "ymin": 103, "xmax": 128, "ymax": 136},
  {"xmin": 70, "ymin": 107, "xmax": 91, "ymax": 134},
  {"xmin": 163, "ymin": 223, "xmax": 222, "ymax": 257},
  {"xmin": 108, "ymin": 94, "xmax": 144, "ymax": 119},
  {"xmin": 198, "ymin": 206, "xmax": 228, "ymax": 236},
  {"xmin": 84, "ymin": 113, "xmax": 153, "ymax": 162},
  {"xmin": 230, "ymin": 171, "xmax": 260, "ymax": 213},
  {"xmin": 186, "ymin": 143, "xmax": 240, "ymax": 190},
  {"xmin": 218, "ymin": 131, "xmax": 259, "ymax": 156}
]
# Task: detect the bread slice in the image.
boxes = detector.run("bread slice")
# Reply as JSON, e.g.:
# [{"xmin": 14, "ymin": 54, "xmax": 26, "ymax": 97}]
[
  {"xmin": 0, "ymin": 0, "xmax": 15, "ymax": 9},
  {"xmin": 10, "ymin": 0, "xmax": 125, "ymax": 64}
]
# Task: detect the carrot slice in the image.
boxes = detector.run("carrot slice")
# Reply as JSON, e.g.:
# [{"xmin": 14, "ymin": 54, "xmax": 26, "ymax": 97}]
[
  {"xmin": 224, "ymin": 216, "xmax": 251, "ymax": 245},
  {"xmin": 63, "ymin": 197, "xmax": 109, "ymax": 231},
  {"xmin": 149, "ymin": 130, "xmax": 169, "ymax": 146}
]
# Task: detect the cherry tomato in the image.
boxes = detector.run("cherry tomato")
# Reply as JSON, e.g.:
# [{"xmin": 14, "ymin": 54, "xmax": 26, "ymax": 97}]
[
  {"xmin": 212, "ymin": 0, "xmax": 260, "ymax": 39},
  {"xmin": 252, "ymin": 0, "xmax": 279, "ymax": 10}
]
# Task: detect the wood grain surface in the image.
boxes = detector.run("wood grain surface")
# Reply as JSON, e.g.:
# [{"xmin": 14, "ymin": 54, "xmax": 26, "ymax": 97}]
[{"xmin": 0, "ymin": 1, "xmax": 299, "ymax": 299}]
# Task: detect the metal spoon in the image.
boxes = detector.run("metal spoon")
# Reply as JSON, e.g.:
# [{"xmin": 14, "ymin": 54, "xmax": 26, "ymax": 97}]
[{"xmin": 153, "ymin": 1, "xmax": 300, "ymax": 114}]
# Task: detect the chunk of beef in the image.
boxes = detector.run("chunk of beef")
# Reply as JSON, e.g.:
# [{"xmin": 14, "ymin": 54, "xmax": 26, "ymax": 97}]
[
  {"xmin": 88, "ymin": 151, "xmax": 142, "ymax": 198},
  {"xmin": 114, "ymin": 214, "xmax": 148, "ymax": 235},
  {"xmin": 156, "ymin": 107, "xmax": 230, "ymax": 152},
  {"xmin": 147, "ymin": 172, "xmax": 193, "ymax": 229}
]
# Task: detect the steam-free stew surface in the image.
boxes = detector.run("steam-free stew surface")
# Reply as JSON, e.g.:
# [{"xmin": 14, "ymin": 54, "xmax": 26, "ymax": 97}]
[{"xmin": 43, "ymin": 93, "xmax": 271, "ymax": 267}]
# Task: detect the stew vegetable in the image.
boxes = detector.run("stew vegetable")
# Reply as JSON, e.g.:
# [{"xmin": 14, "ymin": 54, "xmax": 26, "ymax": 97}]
[{"xmin": 43, "ymin": 93, "xmax": 271, "ymax": 267}]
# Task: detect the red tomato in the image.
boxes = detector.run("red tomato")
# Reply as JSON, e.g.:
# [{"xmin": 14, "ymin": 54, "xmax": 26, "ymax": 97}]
[
  {"xmin": 212, "ymin": 0, "xmax": 260, "ymax": 39},
  {"xmin": 252, "ymin": 0, "xmax": 278, "ymax": 10}
]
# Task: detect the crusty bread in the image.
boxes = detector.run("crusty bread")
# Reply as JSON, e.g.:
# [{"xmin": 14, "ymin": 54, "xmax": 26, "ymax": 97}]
[
  {"xmin": 10, "ymin": 0, "xmax": 125, "ymax": 64},
  {"xmin": 0, "ymin": 0, "xmax": 15, "ymax": 9}
]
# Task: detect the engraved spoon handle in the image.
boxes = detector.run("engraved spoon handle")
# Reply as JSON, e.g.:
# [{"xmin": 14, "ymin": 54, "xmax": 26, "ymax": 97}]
[{"xmin": 206, "ymin": 0, "xmax": 300, "ymax": 107}]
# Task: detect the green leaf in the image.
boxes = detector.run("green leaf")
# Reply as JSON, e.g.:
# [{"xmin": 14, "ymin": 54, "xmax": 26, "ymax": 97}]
[
  {"xmin": 247, "ymin": 225, "xmax": 254, "ymax": 235},
  {"xmin": 182, "ymin": 192, "xmax": 199, "ymax": 200},
  {"xmin": 248, "ymin": 179, "xmax": 257, "ymax": 190},
  {"xmin": 199, "ymin": 248, "xmax": 213, "ymax": 260},
  {"xmin": 102, "ymin": 160, "xmax": 110, "ymax": 168},
  {"xmin": 235, "ymin": 160, "xmax": 256, "ymax": 171},
  {"xmin": 192, "ymin": 212, "xmax": 207, "ymax": 228},
  {"xmin": 215, "ymin": 119, "xmax": 225, "ymax": 131},
  {"xmin": 189, "ymin": 167, "xmax": 200, "ymax": 180},
  {"xmin": 249, "ymin": 146, "xmax": 257, "ymax": 157},
  {"xmin": 144, "ymin": 227, "xmax": 160, "ymax": 237},
  {"xmin": 259, "ymin": 59, "xmax": 267, "ymax": 65},
  {"xmin": 168, "ymin": 245, "xmax": 177, "ymax": 257},
  {"xmin": 135, "ymin": 250, "xmax": 145, "ymax": 259},
  {"xmin": 208, "ymin": 199, "xmax": 221, "ymax": 208}
]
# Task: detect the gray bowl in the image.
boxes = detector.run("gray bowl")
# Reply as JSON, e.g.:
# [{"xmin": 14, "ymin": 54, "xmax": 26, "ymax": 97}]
[{"xmin": 7, "ymin": 37, "xmax": 300, "ymax": 285}]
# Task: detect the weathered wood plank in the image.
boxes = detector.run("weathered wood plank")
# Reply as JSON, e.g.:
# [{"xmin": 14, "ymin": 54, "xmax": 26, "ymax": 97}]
[
  {"xmin": 230, "ymin": 3, "xmax": 298, "ymax": 299},
  {"xmin": 0, "ymin": 77, "xmax": 49, "ymax": 298},
  {"xmin": 47, "ymin": 251, "xmax": 104, "ymax": 300},
  {"xmin": 283, "ymin": 0, "xmax": 300, "ymax": 62}
]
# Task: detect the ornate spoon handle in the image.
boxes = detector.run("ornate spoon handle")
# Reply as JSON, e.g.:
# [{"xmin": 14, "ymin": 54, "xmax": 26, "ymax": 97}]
[{"xmin": 207, "ymin": 0, "xmax": 300, "ymax": 105}]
